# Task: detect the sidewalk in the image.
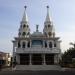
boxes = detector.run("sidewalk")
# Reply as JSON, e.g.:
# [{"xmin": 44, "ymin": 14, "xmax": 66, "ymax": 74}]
[
  {"xmin": 61, "ymin": 68, "xmax": 75, "ymax": 71},
  {"xmin": 1, "ymin": 67, "xmax": 12, "ymax": 71},
  {"xmin": 1, "ymin": 67, "xmax": 75, "ymax": 71}
]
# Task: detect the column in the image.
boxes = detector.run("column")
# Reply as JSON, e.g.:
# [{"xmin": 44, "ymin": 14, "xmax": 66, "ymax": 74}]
[
  {"xmin": 54, "ymin": 54, "xmax": 58, "ymax": 64},
  {"xmin": 29, "ymin": 54, "xmax": 32, "ymax": 65},
  {"xmin": 47, "ymin": 41, "xmax": 49, "ymax": 48},
  {"xmin": 30, "ymin": 40, "xmax": 32, "ymax": 48},
  {"xmin": 16, "ymin": 54, "xmax": 20, "ymax": 64},
  {"xmin": 52, "ymin": 41, "xmax": 54, "ymax": 48},
  {"xmin": 42, "ymin": 54, "xmax": 46, "ymax": 65},
  {"xmin": 26, "ymin": 41, "xmax": 28, "ymax": 48},
  {"xmin": 21, "ymin": 41, "xmax": 22, "ymax": 48},
  {"xmin": 13, "ymin": 42, "xmax": 16, "ymax": 62},
  {"xmin": 43, "ymin": 40, "xmax": 45, "ymax": 48}
]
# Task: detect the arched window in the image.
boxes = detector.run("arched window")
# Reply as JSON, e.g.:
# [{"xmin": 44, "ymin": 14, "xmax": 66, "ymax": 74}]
[
  {"xmin": 22, "ymin": 32, "xmax": 26, "ymax": 36},
  {"xmin": 49, "ymin": 42, "xmax": 52, "ymax": 48},
  {"xmin": 22, "ymin": 42, "xmax": 25, "ymax": 48},
  {"xmin": 54, "ymin": 43, "xmax": 56, "ymax": 47},
  {"xmin": 45, "ymin": 41, "xmax": 47, "ymax": 48},
  {"xmin": 48, "ymin": 24, "xmax": 51, "ymax": 27},
  {"xmin": 27, "ymin": 41, "xmax": 30, "ymax": 48},
  {"xmin": 23, "ymin": 24, "xmax": 26, "ymax": 28},
  {"xmin": 18, "ymin": 41, "xmax": 21, "ymax": 48}
]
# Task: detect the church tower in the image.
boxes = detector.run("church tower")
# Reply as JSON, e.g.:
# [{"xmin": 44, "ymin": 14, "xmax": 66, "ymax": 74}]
[
  {"xmin": 43, "ymin": 6, "xmax": 55, "ymax": 38},
  {"xmin": 18, "ymin": 6, "xmax": 30, "ymax": 38}
]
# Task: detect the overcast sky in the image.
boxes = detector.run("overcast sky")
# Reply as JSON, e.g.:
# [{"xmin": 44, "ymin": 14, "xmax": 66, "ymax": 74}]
[{"xmin": 0, "ymin": 0, "xmax": 75, "ymax": 54}]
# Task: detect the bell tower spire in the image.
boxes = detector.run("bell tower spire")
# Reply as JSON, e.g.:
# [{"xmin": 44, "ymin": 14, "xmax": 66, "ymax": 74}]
[
  {"xmin": 18, "ymin": 6, "xmax": 30, "ymax": 38},
  {"xmin": 43, "ymin": 6, "xmax": 55, "ymax": 38},
  {"xmin": 45, "ymin": 6, "xmax": 51, "ymax": 23},
  {"xmin": 22, "ymin": 6, "xmax": 28, "ymax": 22}
]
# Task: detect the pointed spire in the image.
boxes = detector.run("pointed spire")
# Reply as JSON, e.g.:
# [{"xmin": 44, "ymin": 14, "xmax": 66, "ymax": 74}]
[
  {"xmin": 45, "ymin": 5, "xmax": 51, "ymax": 22},
  {"xmin": 22, "ymin": 6, "xmax": 28, "ymax": 22}
]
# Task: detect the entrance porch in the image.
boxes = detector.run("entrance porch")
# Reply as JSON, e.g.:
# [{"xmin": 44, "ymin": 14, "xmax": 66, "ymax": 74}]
[{"xmin": 16, "ymin": 53, "xmax": 59, "ymax": 65}]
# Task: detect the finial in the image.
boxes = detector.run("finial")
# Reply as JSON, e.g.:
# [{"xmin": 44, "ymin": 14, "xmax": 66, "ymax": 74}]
[
  {"xmin": 47, "ymin": 5, "xmax": 49, "ymax": 9},
  {"xmin": 44, "ymin": 5, "xmax": 51, "ymax": 22},
  {"xmin": 36, "ymin": 25, "xmax": 39, "ymax": 32},
  {"xmin": 24, "ymin": 6, "xmax": 27, "ymax": 10},
  {"xmin": 46, "ymin": 5, "xmax": 49, "ymax": 12}
]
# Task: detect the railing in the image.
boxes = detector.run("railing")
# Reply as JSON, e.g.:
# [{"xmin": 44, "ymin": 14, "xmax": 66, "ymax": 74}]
[{"xmin": 16, "ymin": 47, "xmax": 60, "ymax": 53}]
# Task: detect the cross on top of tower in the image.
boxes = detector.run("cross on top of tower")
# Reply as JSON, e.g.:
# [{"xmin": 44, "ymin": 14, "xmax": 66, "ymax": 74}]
[
  {"xmin": 24, "ymin": 6, "xmax": 27, "ymax": 10},
  {"xmin": 44, "ymin": 5, "xmax": 52, "ymax": 23},
  {"xmin": 21, "ymin": 5, "xmax": 29, "ymax": 22},
  {"xmin": 47, "ymin": 5, "xmax": 49, "ymax": 8}
]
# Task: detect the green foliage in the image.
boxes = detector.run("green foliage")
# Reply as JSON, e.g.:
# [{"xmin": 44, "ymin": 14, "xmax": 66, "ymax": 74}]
[{"xmin": 61, "ymin": 48, "xmax": 75, "ymax": 67}]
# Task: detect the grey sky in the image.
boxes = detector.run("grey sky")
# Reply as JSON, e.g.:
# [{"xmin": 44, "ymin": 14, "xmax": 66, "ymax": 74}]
[{"xmin": 0, "ymin": 0, "xmax": 75, "ymax": 53}]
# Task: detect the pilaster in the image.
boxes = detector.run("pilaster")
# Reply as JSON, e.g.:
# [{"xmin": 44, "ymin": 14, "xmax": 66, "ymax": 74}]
[
  {"xmin": 43, "ymin": 40, "xmax": 45, "ymax": 48},
  {"xmin": 29, "ymin": 54, "xmax": 32, "ymax": 65},
  {"xmin": 30, "ymin": 40, "xmax": 32, "ymax": 48},
  {"xmin": 42, "ymin": 54, "xmax": 46, "ymax": 65},
  {"xmin": 26, "ymin": 41, "xmax": 28, "ymax": 48},
  {"xmin": 16, "ymin": 54, "xmax": 20, "ymax": 64},
  {"xmin": 47, "ymin": 41, "xmax": 49, "ymax": 48},
  {"xmin": 13, "ymin": 42, "xmax": 16, "ymax": 62},
  {"xmin": 54, "ymin": 54, "xmax": 58, "ymax": 64}
]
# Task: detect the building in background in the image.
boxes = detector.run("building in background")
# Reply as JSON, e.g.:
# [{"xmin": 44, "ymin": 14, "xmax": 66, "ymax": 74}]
[
  {"xmin": 0, "ymin": 51, "xmax": 11, "ymax": 67},
  {"xmin": 12, "ymin": 6, "xmax": 61, "ymax": 70}
]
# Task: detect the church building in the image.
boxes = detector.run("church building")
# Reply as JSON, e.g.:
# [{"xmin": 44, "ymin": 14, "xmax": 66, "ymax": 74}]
[{"xmin": 12, "ymin": 6, "xmax": 61, "ymax": 70}]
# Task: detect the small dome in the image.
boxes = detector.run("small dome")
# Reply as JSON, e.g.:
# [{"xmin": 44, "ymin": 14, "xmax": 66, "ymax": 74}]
[{"xmin": 31, "ymin": 31, "xmax": 43, "ymax": 37}]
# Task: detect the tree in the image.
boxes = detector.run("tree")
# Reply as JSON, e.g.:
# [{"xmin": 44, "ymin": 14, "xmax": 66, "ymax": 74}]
[
  {"xmin": 61, "ymin": 47, "xmax": 75, "ymax": 67},
  {"xmin": 70, "ymin": 42, "xmax": 75, "ymax": 48}
]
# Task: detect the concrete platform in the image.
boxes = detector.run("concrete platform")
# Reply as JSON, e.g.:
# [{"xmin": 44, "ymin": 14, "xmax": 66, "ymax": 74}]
[{"xmin": 15, "ymin": 65, "xmax": 61, "ymax": 70}]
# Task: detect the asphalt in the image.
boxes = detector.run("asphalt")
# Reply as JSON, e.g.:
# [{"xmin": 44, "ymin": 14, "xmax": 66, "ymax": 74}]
[{"xmin": 0, "ymin": 70, "xmax": 75, "ymax": 75}]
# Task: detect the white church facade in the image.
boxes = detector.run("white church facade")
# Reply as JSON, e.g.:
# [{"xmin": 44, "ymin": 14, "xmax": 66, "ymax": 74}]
[{"xmin": 12, "ymin": 6, "xmax": 61, "ymax": 70}]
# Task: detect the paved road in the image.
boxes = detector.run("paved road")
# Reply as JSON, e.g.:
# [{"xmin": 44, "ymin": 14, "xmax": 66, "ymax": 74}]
[{"xmin": 0, "ymin": 70, "xmax": 75, "ymax": 75}]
